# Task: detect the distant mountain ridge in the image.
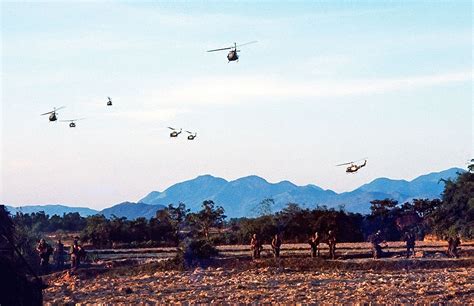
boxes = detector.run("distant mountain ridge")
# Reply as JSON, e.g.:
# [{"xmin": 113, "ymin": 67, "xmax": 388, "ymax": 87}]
[
  {"xmin": 4, "ymin": 202, "xmax": 165, "ymax": 220},
  {"xmin": 139, "ymin": 167, "xmax": 463, "ymax": 217},
  {"xmin": 5, "ymin": 205, "xmax": 98, "ymax": 217},
  {"xmin": 100, "ymin": 202, "xmax": 166, "ymax": 219},
  {"xmin": 5, "ymin": 167, "xmax": 464, "ymax": 219}
]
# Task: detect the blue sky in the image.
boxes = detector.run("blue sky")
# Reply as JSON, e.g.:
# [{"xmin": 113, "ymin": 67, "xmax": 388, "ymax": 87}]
[{"xmin": 1, "ymin": 1, "xmax": 472, "ymax": 209}]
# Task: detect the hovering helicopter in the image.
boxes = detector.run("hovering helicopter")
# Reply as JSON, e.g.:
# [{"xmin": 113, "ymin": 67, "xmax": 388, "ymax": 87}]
[
  {"xmin": 107, "ymin": 97, "xmax": 112, "ymax": 106},
  {"xmin": 59, "ymin": 118, "xmax": 84, "ymax": 128},
  {"xmin": 186, "ymin": 131, "xmax": 197, "ymax": 140},
  {"xmin": 336, "ymin": 158, "xmax": 368, "ymax": 173},
  {"xmin": 40, "ymin": 106, "xmax": 65, "ymax": 122},
  {"xmin": 168, "ymin": 127, "xmax": 182, "ymax": 138},
  {"xmin": 207, "ymin": 41, "xmax": 257, "ymax": 62}
]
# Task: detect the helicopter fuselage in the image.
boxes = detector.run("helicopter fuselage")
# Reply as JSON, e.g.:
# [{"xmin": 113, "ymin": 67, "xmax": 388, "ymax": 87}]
[
  {"xmin": 227, "ymin": 50, "xmax": 239, "ymax": 62},
  {"xmin": 49, "ymin": 113, "xmax": 57, "ymax": 121},
  {"xmin": 346, "ymin": 165, "xmax": 359, "ymax": 173},
  {"xmin": 170, "ymin": 132, "xmax": 180, "ymax": 137},
  {"xmin": 69, "ymin": 122, "xmax": 76, "ymax": 128},
  {"xmin": 345, "ymin": 160, "xmax": 367, "ymax": 173}
]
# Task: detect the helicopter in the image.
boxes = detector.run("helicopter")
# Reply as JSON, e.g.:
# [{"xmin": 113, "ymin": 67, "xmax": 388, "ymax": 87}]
[
  {"xmin": 59, "ymin": 118, "xmax": 84, "ymax": 128},
  {"xmin": 207, "ymin": 41, "xmax": 257, "ymax": 62},
  {"xmin": 186, "ymin": 131, "xmax": 197, "ymax": 140},
  {"xmin": 40, "ymin": 106, "xmax": 65, "ymax": 122},
  {"xmin": 336, "ymin": 158, "xmax": 368, "ymax": 173},
  {"xmin": 168, "ymin": 127, "xmax": 182, "ymax": 138},
  {"xmin": 107, "ymin": 97, "xmax": 112, "ymax": 106}
]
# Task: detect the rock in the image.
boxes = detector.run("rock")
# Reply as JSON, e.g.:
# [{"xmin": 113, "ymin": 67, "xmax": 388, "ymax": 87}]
[
  {"xmin": 415, "ymin": 251, "xmax": 425, "ymax": 258},
  {"xmin": 119, "ymin": 287, "xmax": 133, "ymax": 294}
]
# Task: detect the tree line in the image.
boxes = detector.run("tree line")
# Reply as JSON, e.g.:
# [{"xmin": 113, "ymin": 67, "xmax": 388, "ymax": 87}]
[{"xmin": 9, "ymin": 169, "xmax": 473, "ymax": 248}]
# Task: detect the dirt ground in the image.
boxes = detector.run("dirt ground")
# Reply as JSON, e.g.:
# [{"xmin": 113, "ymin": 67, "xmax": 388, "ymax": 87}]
[{"xmin": 43, "ymin": 242, "xmax": 474, "ymax": 304}]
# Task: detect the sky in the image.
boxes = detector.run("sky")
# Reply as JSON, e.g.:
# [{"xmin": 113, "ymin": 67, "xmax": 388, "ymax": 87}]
[{"xmin": 1, "ymin": 1, "xmax": 472, "ymax": 209}]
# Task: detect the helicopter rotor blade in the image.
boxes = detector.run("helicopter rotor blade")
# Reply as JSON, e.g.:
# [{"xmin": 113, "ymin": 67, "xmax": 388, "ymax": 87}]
[
  {"xmin": 236, "ymin": 40, "xmax": 258, "ymax": 47},
  {"xmin": 41, "ymin": 106, "xmax": 65, "ymax": 116},
  {"xmin": 186, "ymin": 130, "xmax": 193, "ymax": 134},
  {"xmin": 336, "ymin": 157, "xmax": 368, "ymax": 166},
  {"xmin": 168, "ymin": 127, "xmax": 176, "ymax": 130},
  {"xmin": 336, "ymin": 162, "xmax": 353, "ymax": 167},
  {"xmin": 60, "ymin": 118, "xmax": 85, "ymax": 122},
  {"xmin": 207, "ymin": 47, "xmax": 232, "ymax": 52}
]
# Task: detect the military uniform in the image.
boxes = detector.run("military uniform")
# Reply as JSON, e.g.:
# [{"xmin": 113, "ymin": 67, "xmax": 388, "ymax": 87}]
[
  {"xmin": 448, "ymin": 237, "xmax": 461, "ymax": 258},
  {"xmin": 327, "ymin": 231, "xmax": 336, "ymax": 259},
  {"xmin": 250, "ymin": 234, "xmax": 262, "ymax": 259},
  {"xmin": 404, "ymin": 233, "xmax": 415, "ymax": 258},
  {"xmin": 36, "ymin": 239, "xmax": 52, "ymax": 275},
  {"xmin": 309, "ymin": 232, "xmax": 321, "ymax": 258},
  {"xmin": 70, "ymin": 240, "xmax": 82, "ymax": 270},
  {"xmin": 369, "ymin": 231, "xmax": 384, "ymax": 259},
  {"xmin": 271, "ymin": 235, "xmax": 282, "ymax": 258},
  {"xmin": 54, "ymin": 240, "xmax": 65, "ymax": 269}
]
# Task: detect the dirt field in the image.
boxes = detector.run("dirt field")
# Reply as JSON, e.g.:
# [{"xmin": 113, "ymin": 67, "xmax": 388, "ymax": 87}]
[
  {"xmin": 88, "ymin": 241, "xmax": 474, "ymax": 261},
  {"xmin": 42, "ymin": 241, "xmax": 474, "ymax": 304}
]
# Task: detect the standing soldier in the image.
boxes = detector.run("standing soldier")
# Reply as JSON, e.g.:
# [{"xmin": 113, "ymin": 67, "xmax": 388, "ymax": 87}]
[
  {"xmin": 54, "ymin": 239, "xmax": 65, "ymax": 269},
  {"xmin": 404, "ymin": 232, "xmax": 416, "ymax": 258},
  {"xmin": 327, "ymin": 230, "xmax": 336, "ymax": 259},
  {"xmin": 250, "ymin": 233, "xmax": 262, "ymax": 259},
  {"xmin": 36, "ymin": 238, "xmax": 52, "ymax": 275},
  {"xmin": 309, "ymin": 232, "xmax": 321, "ymax": 258},
  {"xmin": 448, "ymin": 236, "xmax": 461, "ymax": 258},
  {"xmin": 271, "ymin": 234, "xmax": 282, "ymax": 258},
  {"xmin": 70, "ymin": 237, "xmax": 82, "ymax": 270},
  {"xmin": 369, "ymin": 230, "xmax": 385, "ymax": 259}
]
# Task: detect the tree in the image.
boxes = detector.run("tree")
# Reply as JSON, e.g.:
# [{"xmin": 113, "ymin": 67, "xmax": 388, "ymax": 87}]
[
  {"xmin": 370, "ymin": 199, "xmax": 399, "ymax": 217},
  {"xmin": 468, "ymin": 159, "xmax": 474, "ymax": 173},
  {"xmin": 431, "ymin": 171, "xmax": 474, "ymax": 238},
  {"xmin": 81, "ymin": 215, "xmax": 111, "ymax": 247},
  {"xmin": 367, "ymin": 199, "xmax": 402, "ymax": 240},
  {"xmin": 254, "ymin": 198, "xmax": 274, "ymax": 217},
  {"xmin": 412, "ymin": 198, "xmax": 441, "ymax": 218},
  {"xmin": 189, "ymin": 200, "xmax": 226, "ymax": 239}
]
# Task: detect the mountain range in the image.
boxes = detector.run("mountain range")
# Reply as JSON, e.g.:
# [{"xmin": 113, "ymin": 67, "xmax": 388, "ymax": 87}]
[
  {"xmin": 5, "ymin": 204, "xmax": 99, "ymax": 217},
  {"xmin": 139, "ymin": 168, "xmax": 463, "ymax": 217},
  {"xmin": 5, "ymin": 167, "xmax": 463, "ymax": 219}
]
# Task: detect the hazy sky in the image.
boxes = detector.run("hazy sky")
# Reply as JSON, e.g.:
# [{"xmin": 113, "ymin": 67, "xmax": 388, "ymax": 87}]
[{"xmin": 1, "ymin": 1, "xmax": 472, "ymax": 209}]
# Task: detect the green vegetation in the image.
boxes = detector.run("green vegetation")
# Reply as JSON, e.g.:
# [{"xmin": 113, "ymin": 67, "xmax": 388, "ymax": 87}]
[
  {"xmin": 431, "ymin": 168, "xmax": 474, "ymax": 238},
  {"xmin": 7, "ymin": 170, "xmax": 473, "ymax": 253}
]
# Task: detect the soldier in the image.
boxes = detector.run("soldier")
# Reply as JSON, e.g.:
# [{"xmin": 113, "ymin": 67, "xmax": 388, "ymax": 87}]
[
  {"xmin": 404, "ymin": 232, "xmax": 416, "ymax": 258},
  {"xmin": 54, "ymin": 239, "xmax": 65, "ymax": 269},
  {"xmin": 369, "ymin": 230, "xmax": 385, "ymax": 259},
  {"xmin": 308, "ymin": 232, "xmax": 321, "ymax": 258},
  {"xmin": 70, "ymin": 237, "xmax": 82, "ymax": 270},
  {"xmin": 250, "ymin": 233, "xmax": 262, "ymax": 259},
  {"xmin": 271, "ymin": 234, "xmax": 282, "ymax": 258},
  {"xmin": 327, "ymin": 230, "xmax": 336, "ymax": 259},
  {"xmin": 448, "ymin": 236, "xmax": 461, "ymax": 258},
  {"xmin": 36, "ymin": 238, "xmax": 52, "ymax": 275}
]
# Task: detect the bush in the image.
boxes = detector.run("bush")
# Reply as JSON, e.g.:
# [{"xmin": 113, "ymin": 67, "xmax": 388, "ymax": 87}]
[{"xmin": 179, "ymin": 238, "xmax": 219, "ymax": 267}]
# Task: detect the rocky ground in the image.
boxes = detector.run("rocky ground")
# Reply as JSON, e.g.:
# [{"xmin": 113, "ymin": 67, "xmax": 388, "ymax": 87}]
[{"xmin": 44, "ymin": 257, "xmax": 474, "ymax": 304}]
